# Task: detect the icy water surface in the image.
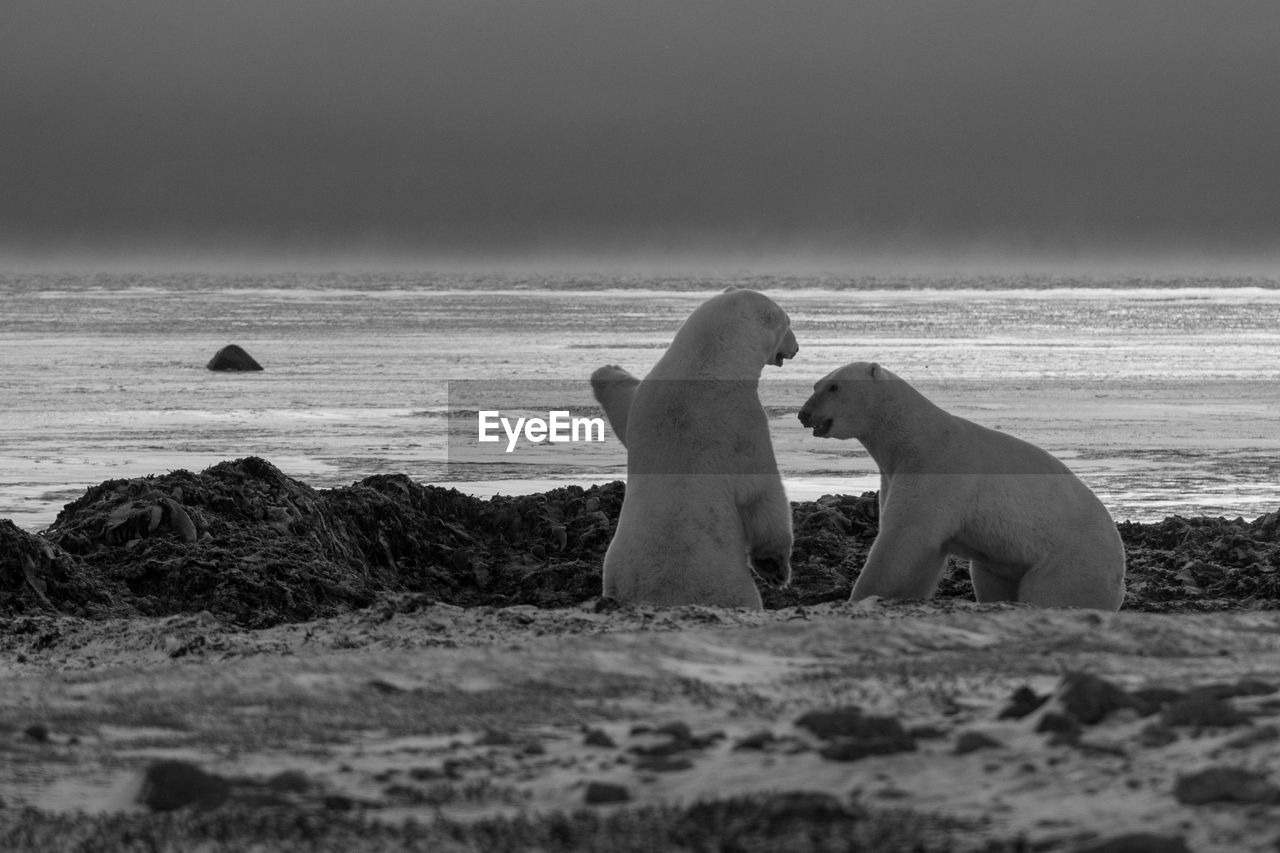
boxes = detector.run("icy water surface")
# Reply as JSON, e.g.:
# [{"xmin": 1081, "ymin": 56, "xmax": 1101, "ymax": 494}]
[{"xmin": 2, "ymin": 270, "xmax": 1279, "ymax": 529}]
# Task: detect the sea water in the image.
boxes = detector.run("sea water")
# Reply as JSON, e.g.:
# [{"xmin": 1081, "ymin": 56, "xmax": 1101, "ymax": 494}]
[{"xmin": 2, "ymin": 270, "xmax": 1279, "ymax": 531}]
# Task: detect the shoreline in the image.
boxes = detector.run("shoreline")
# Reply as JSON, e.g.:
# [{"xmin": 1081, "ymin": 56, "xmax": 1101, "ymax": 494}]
[{"xmin": 2, "ymin": 456, "xmax": 1278, "ymax": 626}]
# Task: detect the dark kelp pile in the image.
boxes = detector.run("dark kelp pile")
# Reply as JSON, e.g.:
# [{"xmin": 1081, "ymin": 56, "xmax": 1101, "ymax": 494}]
[{"xmin": 1, "ymin": 456, "xmax": 1278, "ymax": 626}]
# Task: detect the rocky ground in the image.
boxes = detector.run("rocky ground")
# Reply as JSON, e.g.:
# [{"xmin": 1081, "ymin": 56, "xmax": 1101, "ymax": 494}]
[{"xmin": 2, "ymin": 457, "xmax": 1280, "ymax": 851}]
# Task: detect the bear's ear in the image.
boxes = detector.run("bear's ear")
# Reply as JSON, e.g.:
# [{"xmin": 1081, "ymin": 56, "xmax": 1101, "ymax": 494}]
[
  {"xmin": 722, "ymin": 285, "xmax": 741, "ymax": 293},
  {"xmin": 870, "ymin": 362, "xmax": 882, "ymax": 379}
]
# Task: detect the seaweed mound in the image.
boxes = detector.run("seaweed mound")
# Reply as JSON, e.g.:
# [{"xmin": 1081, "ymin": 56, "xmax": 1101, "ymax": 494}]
[
  {"xmin": 1118, "ymin": 512, "xmax": 1280, "ymax": 610},
  {"xmin": 2, "ymin": 457, "xmax": 1279, "ymax": 626},
  {"xmin": 5, "ymin": 458, "xmax": 622, "ymax": 626}
]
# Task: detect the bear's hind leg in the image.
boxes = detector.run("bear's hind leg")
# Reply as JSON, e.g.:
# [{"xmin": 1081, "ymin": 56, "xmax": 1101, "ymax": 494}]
[
  {"xmin": 1017, "ymin": 561, "xmax": 1124, "ymax": 611},
  {"xmin": 969, "ymin": 560, "xmax": 1020, "ymax": 603}
]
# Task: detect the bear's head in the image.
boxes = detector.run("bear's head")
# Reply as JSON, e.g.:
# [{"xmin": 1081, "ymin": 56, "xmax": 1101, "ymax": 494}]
[
  {"xmin": 705, "ymin": 286, "xmax": 798, "ymax": 369},
  {"xmin": 798, "ymin": 361, "xmax": 899, "ymax": 440}
]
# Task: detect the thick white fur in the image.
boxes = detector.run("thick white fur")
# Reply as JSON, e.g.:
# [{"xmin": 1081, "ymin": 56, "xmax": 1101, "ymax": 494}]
[
  {"xmin": 799, "ymin": 362, "xmax": 1125, "ymax": 611},
  {"xmin": 589, "ymin": 288, "xmax": 799, "ymax": 608}
]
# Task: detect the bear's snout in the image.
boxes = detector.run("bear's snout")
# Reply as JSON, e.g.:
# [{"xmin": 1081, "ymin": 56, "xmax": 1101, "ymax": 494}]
[
  {"xmin": 772, "ymin": 329, "xmax": 799, "ymax": 366},
  {"xmin": 798, "ymin": 404, "xmax": 832, "ymax": 437}
]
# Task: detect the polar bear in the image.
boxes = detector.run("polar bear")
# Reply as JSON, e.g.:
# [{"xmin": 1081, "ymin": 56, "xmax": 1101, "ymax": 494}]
[
  {"xmin": 798, "ymin": 362, "xmax": 1125, "ymax": 611},
  {"xmin": 589, "ymin": 288, "xmax": 799, "ymax": 608}
]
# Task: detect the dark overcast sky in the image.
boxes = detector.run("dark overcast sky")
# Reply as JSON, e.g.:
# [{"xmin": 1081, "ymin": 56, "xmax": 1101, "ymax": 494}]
[{"xmin": 3, "ymin": 1, "xmax": 1279, "ymax": 262}]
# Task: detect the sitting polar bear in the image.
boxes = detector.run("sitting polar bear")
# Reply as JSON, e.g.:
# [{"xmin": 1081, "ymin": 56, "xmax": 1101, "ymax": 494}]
[
  {"xmin": 590, "ymin": 288, "xmax": 799, "ymax": 608},
  {"xmin": 798, "ymin": 362, "xmax": 1125, "ymax": 611}
]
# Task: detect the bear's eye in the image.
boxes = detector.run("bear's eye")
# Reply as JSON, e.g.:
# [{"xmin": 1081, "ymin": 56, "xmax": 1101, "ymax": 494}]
[{"xmin": 827, "ymin": 383, "xmax": 838, "ymax": 393}]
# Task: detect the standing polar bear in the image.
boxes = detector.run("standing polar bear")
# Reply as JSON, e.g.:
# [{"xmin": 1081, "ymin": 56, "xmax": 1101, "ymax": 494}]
[
  {"xmin": 798, "ymin": 362, "xmax": 1125, "ymax": 611},
  {"xmin": 590, "ymin": 288, "xmax": 799, "ymax": 608}
]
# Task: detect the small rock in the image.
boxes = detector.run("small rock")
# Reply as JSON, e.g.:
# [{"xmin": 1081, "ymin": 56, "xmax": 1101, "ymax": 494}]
[
  {"xmin": 583, "ymin": 728, "xmax": 617, "ymax": 748},
  {"xmin": 323, "ymin": 794, "xmax": 357, "ymax": 811},
  {"xmin": 583, "ymin": 781, "xmax": 630, "ymax": 804},
  {"xmin": 818, "ymin": 729, "xmax": 916, "ymax": 762},
  {"xmin": 476, "ymin": 728, "xmax": 514, "ymax": 746},
  {"xmin": 1193, "ymin": 679, "xmax": 1277, "ymax": 700},
  {"xmin": 1036, "ymin": 711, "xmax": 1082, "ymax": 738},
  {"xmin": 954, "ymin": 731, "xmax": 1004, "ymax": 755},
  {"xmin": 408, "ymin": 766, "xmax": 443, "ymax": 781},
  {"xmin": 1174, "ymin": 766, "xmax": 1280, "ymax": 805},
  {"xmin": 1075, "ymin": 832, "xmax": 1191, "ymax": 853},
  {"xmin": 998, "ymin": 686, "xmax": 1048, "ymax": 719},
  {"xmin": 1221, "ymin": 724, "xmax": 1280, "ymax": 751},
  {"xmin": 23, "ymin": 723, "xmax": 50, "ymax": 743},
  {"xmin": 1137, "ymin": 722, "xmax": 1179, "ymax": 748},
  {"xmin": 794, "ymin": 707, "xmax": 870, "ymax": 739},
  {"xmin": 1162, "ymin": 693, "xmax": 1251, "ymax": 728},
  {"xmin": 265, "ymin": 769, "xmax": 312, "ymax": 793},
  {"xmin": 1055, "ymin": 671, "xmax": 1135, "ymax": 725},
  {"xmin": 137, "ymin": 760, "xmax": 231, "ymax": 812},
  {"xmin": 733, "ymin": 730, "xmax": 777, "ymax": 750},
  {"xmin": 653, "ymin": 721, "xmax": 693, "ymax": 743},
  {"xmin": 206, "ymin": 344, "xmax": 264, "ymax": 371},
  {"xmin": 633, "ymin": 755, "xmax": 695, "ymax": 772},
  {"xmin": 1130, "ymin": 687, "xmax": 1186, "ymax": 716}
]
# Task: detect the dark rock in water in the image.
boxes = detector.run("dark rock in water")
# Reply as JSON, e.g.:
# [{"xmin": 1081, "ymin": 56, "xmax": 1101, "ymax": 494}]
[
  {"xmin": 138, "ymin": 760, "xmax": 231, "ymax": 811},
  {"xmin": 23, "ymin": 723, "xmax": 50, "ymax": 743},
  {"xmin": 206, "ymin": 344, "xmax": 264, "ymax": 371}
]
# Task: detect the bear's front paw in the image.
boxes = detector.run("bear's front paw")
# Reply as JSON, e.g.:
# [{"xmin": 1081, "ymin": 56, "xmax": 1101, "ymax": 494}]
[
  {"xmin": 749, "ymin": 552, "xmax": 792, "ymax": 588},
  {"xmin": 590, "ymin": 365, "xmax": 639, "ymax": 390}
]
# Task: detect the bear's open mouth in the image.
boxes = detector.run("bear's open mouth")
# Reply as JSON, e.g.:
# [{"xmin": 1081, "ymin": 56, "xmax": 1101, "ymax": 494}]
[{"xmin": 810, "ymin": 417, "xmax": 832, "ymax": 437}]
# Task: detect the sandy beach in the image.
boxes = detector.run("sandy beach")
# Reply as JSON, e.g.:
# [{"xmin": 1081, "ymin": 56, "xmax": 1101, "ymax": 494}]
[{"xmin": 3, "ymin": 458, "xmax": 1279, "ymax": 850}]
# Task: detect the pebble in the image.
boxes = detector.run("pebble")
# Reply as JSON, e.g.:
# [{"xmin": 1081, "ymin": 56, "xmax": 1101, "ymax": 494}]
[
  {"xmin": 1137, "ymin": 723, "xmax": 1179, "ymax": 748},
  {"xmin": 137, "ymin": 760, "xmax": 230, "ymax": 811},
  {"xmin": 1173, "ymin": 766, "xmax": 1280, "ymax": 805},
  {"xmin": 1220, "ymin": 723, "xmax": 1280, "ymax": 751},
  {"xmin": 1161, "ymin": 693, "xmax": 1251, "ymax": 728},
  {"xmin": 1075, "ymin": 832, "xmax": 1191, "ymax": 853},
  {"xmin": 583, "ymin": 781, "xmax": 630, "ymax": 804},
  {"xmin": 1055, "ymin": 672, "xmax": 1135, "ymax": 725},
  {"xmin": 954, "ymin": 731, "xmax": 1004, "ymax": 755},
  {"xmin": 265, "ymin": 769, "xmax": 312, "ymax": 793},
  {"xmin": 733, "ymin": 730, "xmax": 777, "ymax": 750},
  {"xmin": 794, "ymin": 707, "xmax": 871, "ymax": 739},
  {"xmin": 583, "ymin": 727, "xmax": 617, "ymax": 748},
  {"xmin": 633, "ymin": 755, "xmax": 694, "ymax": 772},
  {"xmin": 997, "ymin": 686, "xmax": 1048, "ymax": 719},
  {"xmin": 23, "ymin": 723, "xmax": 50, "ymax": 743},
  {"xmin": 818, "ymin": 731, "xmax": 916, "ymax": 762}
]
